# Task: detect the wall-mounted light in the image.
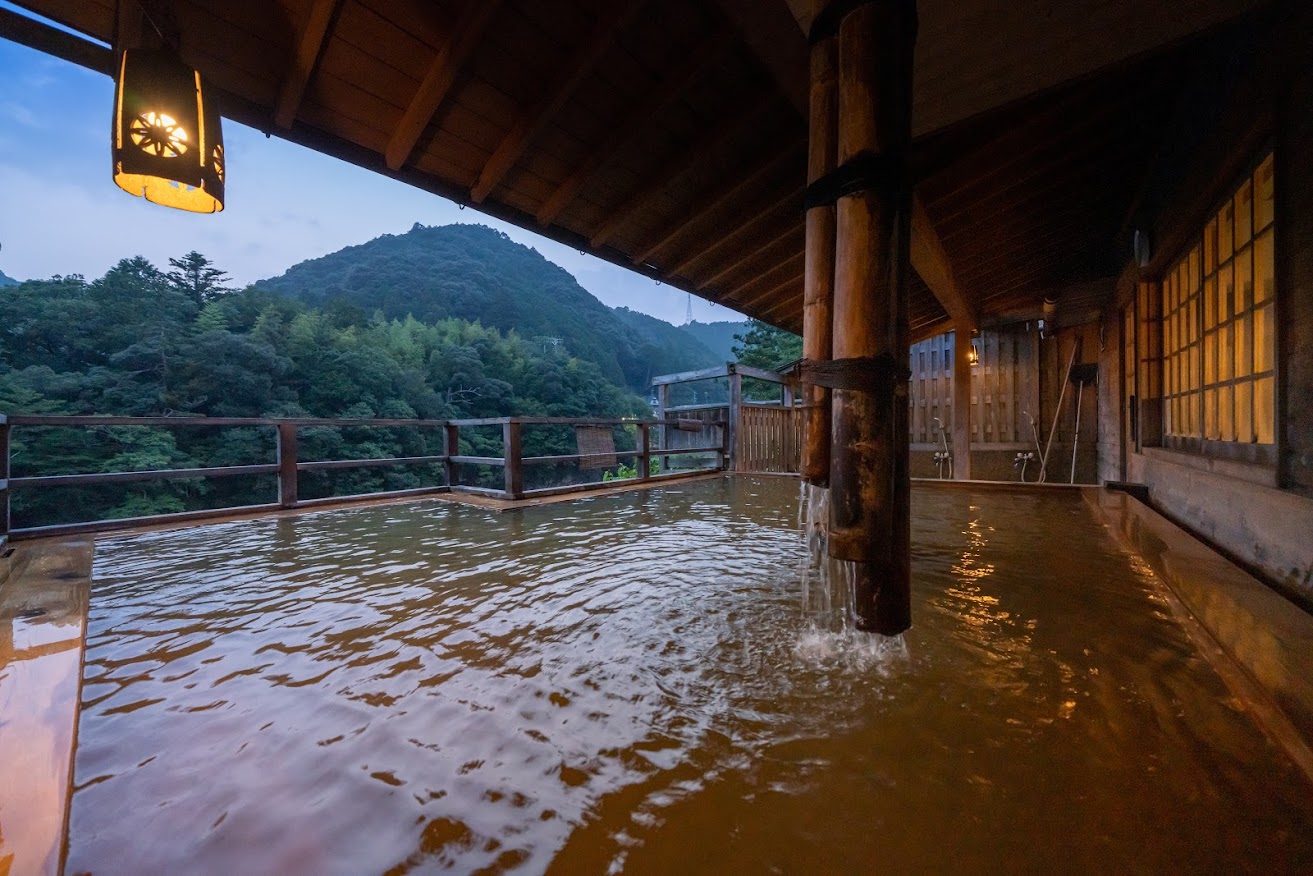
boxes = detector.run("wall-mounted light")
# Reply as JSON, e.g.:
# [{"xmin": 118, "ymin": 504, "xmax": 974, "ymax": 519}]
[
  {"xmin": 113, "ymin": 48, "xmax": 224, "ymax": 213},
  {"xmin": 967, "ymin": 337, "xmax": 980, "ymax": 367}
]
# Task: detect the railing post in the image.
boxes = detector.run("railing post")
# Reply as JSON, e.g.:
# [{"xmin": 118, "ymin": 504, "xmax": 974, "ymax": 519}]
[
  {"xmin": 277, "ymin": 423, "xmax": 298, "ymax": 509},
  {"xmin": 719, "ymin": 420, "xmax": 730, "ymax": 471},
  {"xmin": 727, "ymin": 364, "xmax": 742, "ymax": 473},
  {"xmin": 443, "ymin": 423, "xmax": 460, "ymax": 489},
  {"xmin": 637, "ymin": 423, "xmax": 650, "ymax": 480},
  {"xmin": 656, "ymin": 384, "xmax": 670, "ymax": 473},
  {"xmin": 0, "ymin": 415, "xmax": 10, "ymax": 548},
  {"xmin": 503, "ymin": 419, "xmax": 523, "ymax": 499}
]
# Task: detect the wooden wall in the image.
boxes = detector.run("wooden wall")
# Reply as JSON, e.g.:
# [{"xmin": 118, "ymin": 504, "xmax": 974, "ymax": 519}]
[{"xmin": 909, "ymin": 326, "xmax": 1041, "ymax": 449}]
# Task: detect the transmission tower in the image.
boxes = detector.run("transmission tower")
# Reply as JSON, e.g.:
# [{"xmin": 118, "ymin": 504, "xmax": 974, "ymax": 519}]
[{"xmin": 685, "ymin": 292, "xmax": 693, "ymax": 325}]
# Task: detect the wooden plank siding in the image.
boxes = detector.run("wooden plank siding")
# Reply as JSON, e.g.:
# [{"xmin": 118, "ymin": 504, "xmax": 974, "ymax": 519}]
[
  {"xmin": 909, "ymin": 327, "xmax": 1040, "ymax": 449},
  {"xmin": 736, "ymin": 406, "xmax": 800, "ymax": 473}
]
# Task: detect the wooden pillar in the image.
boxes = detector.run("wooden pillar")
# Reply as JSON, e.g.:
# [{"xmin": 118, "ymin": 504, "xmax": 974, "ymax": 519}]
[
  {"xmin": 801, "ymin": 31, "xmax": 837, "ymax": 485},
  {"xmin": 276, "ymin": 423, "xmax": 299, "ymax": 509},
  {"xmin": 952, "ymin": 326, "xmax": 973, "ymax": 479},
  {"xmin": 637, "ymin": 423, "xmax": 651, "ymax": 480},
  {"xmin": 503, "ymin": 419, "xmax": 523, "ymax": 499},
  {"xmin": 827, "ymin": 0, "xmax": 917, "ymax": 635},
  {"xmin": 0, "ymin": 415, "xmax": 10, "ymax": 546},
  {"xmin": 443, "ymin": 423, "xmax": 461, "ymax": 488},
  {"xmin": 656, "ymin": 383, "xmax": 670, "ymax": 473},
  {"xmin": 727, "ymin": 366, "xmax": 743, "ymax": 472}
]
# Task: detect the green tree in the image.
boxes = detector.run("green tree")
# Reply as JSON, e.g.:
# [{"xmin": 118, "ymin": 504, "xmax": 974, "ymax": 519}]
[
  {"xmin": 732, "ymin": 319, "xmax": 802, "ymax": 370},
  {"xmin": 166, "ymin": 251, "xmax": 232, "ymax": 305}
]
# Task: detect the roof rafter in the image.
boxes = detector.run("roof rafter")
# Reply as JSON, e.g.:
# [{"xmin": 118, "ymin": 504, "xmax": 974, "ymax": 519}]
[
  {"xmin": 632, "ymin": 143, "xmax": 800, "ymax": 266},
  {"xmin": 699, "ymin": 224, "xmax": 802, "ymax": 290},
  {"xmin": 385, "ymin": 0, "xmax": 502, "ymax": 172},
  {"xmin": 274, "ymin": 0, "xmax": 340, "ymax": 130},
  {"xmin": 589, "ymin": 90, "xmax": 777, "ymax": 250},
  {"xmin": 534, "ymin": 26, "xmax": 736, "ymax": 227},
  {"xmin": 471, "ymin": 0, "xmax": 644, "ymax": 204},
  {"xmin": 669, "ymin": 186, "xmax": 801, "ymax": 277}
]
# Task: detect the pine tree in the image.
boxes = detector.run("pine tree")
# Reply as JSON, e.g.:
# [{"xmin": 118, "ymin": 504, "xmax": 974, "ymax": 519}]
[{"xmin": 166, "ymin": 251, "xmax": 232, "ymax": 305}]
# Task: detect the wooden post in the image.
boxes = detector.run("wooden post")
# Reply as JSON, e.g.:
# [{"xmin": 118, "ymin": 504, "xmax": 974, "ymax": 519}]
[
  {"xmin": 953, "ymin": 325, "xmax": 973, "ymax": 479},
  {"xmin": 637, "ymin": 423, "xmax": 651, "ymax": 480},
  {"xmin": 802, "ymin": 30, "xmax": 837, "ymax": 485},
  {"xmin": 727, "ymin": 365, "xmax": 743, "ymax": 473},
  {"xmin": 827, "ymin": 0, "xmax": 917, "ymax": 635},
  {"xmin": 656, "ymin": 383, "xmax": 670, "ymax": 473},
  {"xmin": 443, "ymin": 422, "xmax": 461, "ymax": 488},
  {"xmin": 276, "ymin": 423, "xmax": 298, "ymax": 509},
  {"xmin": 503, "ymin": 419, "xmax": 523, "ymax": 499},
  {"xmin": 0, "ymin": 415, "xmax": 10, "ymax": 547}
]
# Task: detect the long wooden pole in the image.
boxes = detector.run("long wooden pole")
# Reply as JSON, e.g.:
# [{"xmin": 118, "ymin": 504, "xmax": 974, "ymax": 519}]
[
  {"xmin": 828, "ymin": 0, "xmax": 917, "ymax": 635},
  {"xmin": 801, "ymin": 34, "xmax": 837, "ymax": 485},
  {"xmin": 952, "ymin": 324, "xmax": 973, "ymax": 479}
]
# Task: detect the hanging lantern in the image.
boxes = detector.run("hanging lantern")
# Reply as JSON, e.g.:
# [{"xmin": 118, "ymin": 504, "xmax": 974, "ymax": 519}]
[{"xmin": 113, "ymin": 48, "xmax": 224, "ymax": 213}]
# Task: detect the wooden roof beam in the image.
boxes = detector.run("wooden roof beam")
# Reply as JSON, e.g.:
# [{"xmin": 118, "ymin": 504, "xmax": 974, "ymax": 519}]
[
  {"xmin": 273, "ymin": 0, "xmax": 340, "ymax": 130},
  {"xmin": 669, "ymin": 186, "xmax": 802, "ymax": 278},
  {"xmin": 589, "ymin": 90, "xmax": 777, "ymax": 250},
  {"xmin": 722, "ymin": 251, "xmax": 805, "ymax": 305},
  {"xmin": 471, "ymin": 0, "xmax": 643, "ymax": 204},
  {"xmin": 632, "ymin": 143, "xmax": 800, "ymax": 266},
  {"xmin": 385, "ymin": 0, "xmax": 502, "ymax": 171},
  {"xmin": 911, "ymin": 196, "xmax": 976, "ymax": 330},
  {"xmin": 756, "ymin": 276, "xmax": 809, "ymax": 320},
  {"xmin": 534, "ymin": 26, "xmax": 736, "ymax": 227},
  {"xmin": 698, "ymin": 224, "xmax": 802, "ymax": 291}
]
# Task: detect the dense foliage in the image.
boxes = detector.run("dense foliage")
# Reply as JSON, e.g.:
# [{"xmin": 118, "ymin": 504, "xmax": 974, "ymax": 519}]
[
  {"xmin": 681, "ymin": 319, "xmax": 749, "ymax": 362},
  {"xmin": 732, "ymin": 319, "xmax": 803, "ymax": 370},
  {"xmin": 0, "ymin": 269, "xmax": 16, "ymax": 288},
  {"xmin": 256, "ymin": 224, "xmax": 722, "ymax": 392},
  {"xmin": 0, "ymin": 249, "xmax": 653, "ymax": 527}
]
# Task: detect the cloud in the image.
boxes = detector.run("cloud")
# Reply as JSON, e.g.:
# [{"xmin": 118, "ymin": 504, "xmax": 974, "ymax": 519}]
[{"xmin": 0, "ymin": 101, "xmax": 42, "ymax": 128}]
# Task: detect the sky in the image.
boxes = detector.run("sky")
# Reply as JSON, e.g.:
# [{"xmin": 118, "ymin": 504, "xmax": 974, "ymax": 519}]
[{"xmin": 0, "ymin": 8, "xmax": 739, "ymax": 326}]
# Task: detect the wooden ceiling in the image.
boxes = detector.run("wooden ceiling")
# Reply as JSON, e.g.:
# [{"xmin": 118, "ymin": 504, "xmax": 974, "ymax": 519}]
[{"xmin": 2, "ymin": 0, "xmax": 1270, "ymax": 339}]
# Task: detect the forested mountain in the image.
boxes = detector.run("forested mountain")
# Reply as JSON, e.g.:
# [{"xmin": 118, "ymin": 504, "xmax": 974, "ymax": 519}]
[
  {"xmin": 0, "ymin": 227, "xmax": 771, "ymax": 528},
  {"xmin": 610, "ymin": 307, "xmax": 721, "ymax": 384},
  {"xmin": 0, "ymin": 269, "xmax": 18, "ymax": 287},
  {"xmin": 681, "ymin": 320, "xmax": 748, "ymax": 362},
  {"xmin": 256, "ymin": 223, "xmax": 717, "ymax": 392},
  {"xmin": 0, "ymin": 253, "xmax": 650, "ymax": 527}
]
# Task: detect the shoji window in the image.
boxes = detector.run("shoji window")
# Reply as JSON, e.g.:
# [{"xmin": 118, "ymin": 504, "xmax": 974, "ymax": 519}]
[{"xmin": 1164, "ymin": 153, "xmax": 1276, "ymax": 451}]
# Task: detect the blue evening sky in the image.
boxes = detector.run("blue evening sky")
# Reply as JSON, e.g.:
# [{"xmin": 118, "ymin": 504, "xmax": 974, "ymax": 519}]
[{"xmin": 0, "ymin": 10, "xmax": 735, "ymax": 326}]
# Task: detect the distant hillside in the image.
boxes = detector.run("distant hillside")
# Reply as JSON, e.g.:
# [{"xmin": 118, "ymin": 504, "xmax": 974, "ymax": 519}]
[
  {"xmin": 681, "ymin": 319, "xmax": 748, "ymax": 362},
  {"xmin": 256, "ymin": 224, "xmax": 712, "ymax": 391},
  {"xmin": 0, "ymin": 270, "xmax": 18, "ymax": 287},
  {"xmin": 610, "ymin": 307, "xmax": 721, "ymax": 385}
]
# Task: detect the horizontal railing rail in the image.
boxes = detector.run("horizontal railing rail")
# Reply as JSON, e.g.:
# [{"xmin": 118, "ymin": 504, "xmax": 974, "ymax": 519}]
[{"xmin": 0, "ymin": 414, "xmax": 727, "ymax": 542}]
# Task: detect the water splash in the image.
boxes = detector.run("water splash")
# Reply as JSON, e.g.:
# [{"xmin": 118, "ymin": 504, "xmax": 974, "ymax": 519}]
[{"xmin": 795, "ymin": 481, "xmax": 908, "ymax": 668}]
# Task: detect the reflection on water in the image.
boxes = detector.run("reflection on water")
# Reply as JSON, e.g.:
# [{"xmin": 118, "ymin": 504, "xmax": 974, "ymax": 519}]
[{"xmin": 70, "ymin": 479, "xmax": 1313, "ymax": 874}]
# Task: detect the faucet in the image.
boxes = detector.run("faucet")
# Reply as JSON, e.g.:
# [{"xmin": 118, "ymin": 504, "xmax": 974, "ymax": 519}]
[{"xmin": 932, "ymin": 417, "xmax": 953, "ymax": 480}]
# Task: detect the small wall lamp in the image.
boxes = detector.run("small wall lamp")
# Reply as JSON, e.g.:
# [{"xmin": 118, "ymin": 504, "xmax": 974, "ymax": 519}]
[{"xmin": 967, "ymin": 337, "xmax": 980, "ymax": 367}]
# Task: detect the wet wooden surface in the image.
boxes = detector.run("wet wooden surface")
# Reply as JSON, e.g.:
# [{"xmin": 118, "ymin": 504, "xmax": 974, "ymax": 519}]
[{"xmin": 0, "ymin": 538, "xmax": 93, "ymax": 876}]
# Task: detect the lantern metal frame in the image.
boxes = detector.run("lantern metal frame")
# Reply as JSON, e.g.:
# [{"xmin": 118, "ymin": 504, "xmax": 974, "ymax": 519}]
[{"xmin": 112, "ymin": 47, "xmax": 224, "ymax": 213}]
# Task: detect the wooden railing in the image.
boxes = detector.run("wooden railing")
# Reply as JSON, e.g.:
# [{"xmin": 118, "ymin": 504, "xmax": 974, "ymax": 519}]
[{"xmin": 0, "ymin": 414, "xmax": 726, "ymax": 543}]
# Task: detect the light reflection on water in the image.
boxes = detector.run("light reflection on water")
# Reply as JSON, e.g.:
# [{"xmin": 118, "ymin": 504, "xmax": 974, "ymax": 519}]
[{"xmin": 70, "ymin": 478, "xmax": 1313, "ymax": 874}]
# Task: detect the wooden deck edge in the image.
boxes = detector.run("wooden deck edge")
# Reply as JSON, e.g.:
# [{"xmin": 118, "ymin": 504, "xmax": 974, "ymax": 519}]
[
  {"xmin": 0, "ymin": 536, "xmax": 95, "ymax": 876},
  {"xmin": 436, "ymin": 470, "xmax": 727, "ymax": 511},
  {"xmin": 1085, "ymin": 487, "xmax": 1313, "ymax": 786}
]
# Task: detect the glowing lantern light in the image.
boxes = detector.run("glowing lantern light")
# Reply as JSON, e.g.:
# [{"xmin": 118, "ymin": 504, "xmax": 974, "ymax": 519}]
[{"xmin": 113, "ymin": 48, "xmax": 224, "ymax": 213}]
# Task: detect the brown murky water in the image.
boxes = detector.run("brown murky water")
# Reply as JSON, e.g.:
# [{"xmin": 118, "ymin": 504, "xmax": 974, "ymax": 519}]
[{"xmin": 70, "ymin": 478, "xmax": 1313, "ymax": 874}]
